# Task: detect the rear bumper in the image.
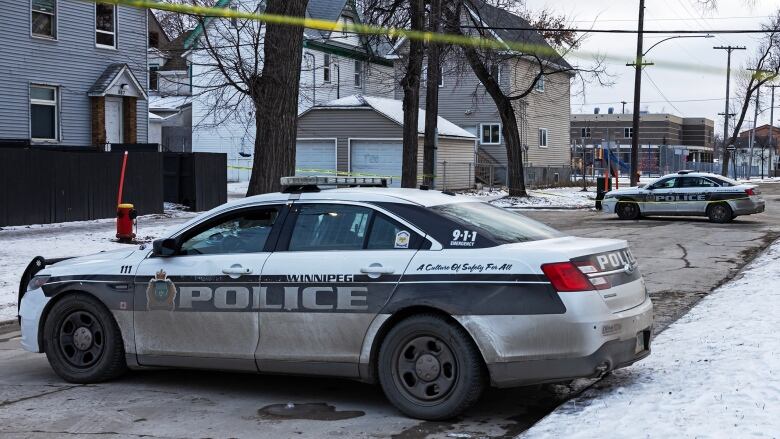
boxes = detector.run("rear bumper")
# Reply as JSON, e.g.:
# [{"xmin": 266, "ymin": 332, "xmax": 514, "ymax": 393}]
[
  {"xmin": 730, "ymin": 198, "xmax": 765, "ymax": 215},
  {"xmin": 456, "ymin": 292, "xmax": 653, "ymax": 388}
]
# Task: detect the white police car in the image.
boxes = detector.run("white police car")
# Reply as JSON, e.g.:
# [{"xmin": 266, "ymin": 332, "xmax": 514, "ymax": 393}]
[
  {"xmin": 602, "ymin": 171, "xmax": 765, "ymax": 223},
  {"xmin": 18, "ymin": 176, "xmax": 652, "ymax": 420}
]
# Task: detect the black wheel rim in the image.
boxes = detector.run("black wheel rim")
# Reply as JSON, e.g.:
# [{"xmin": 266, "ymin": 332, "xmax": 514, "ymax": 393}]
[
  {"xmin": 58, "ymin": 310, "xmax": 105, "ymax": 369},
  {"xmin": 392, "ymin": 335, "xmax": 458, "ymax": 405},
  {"xmin": 622, "ymin": 203, "xmax": 637, "ymax": 218},
  {"xmin": 712, "ymin": 206, "xmax": 727, "ymax": 221}
]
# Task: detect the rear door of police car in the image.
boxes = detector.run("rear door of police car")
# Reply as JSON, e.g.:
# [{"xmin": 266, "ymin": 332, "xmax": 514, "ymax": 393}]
[
  {"xmin": 676, "ymin": 176, "xmax": 717, "ymax": 214},
  {"xmin": 133, "ymin": 204, "xmax": 285, "ymax": 369},
  {"xmin": 256, "ymin": 201, "xmax": 425, "ymax": 376}
]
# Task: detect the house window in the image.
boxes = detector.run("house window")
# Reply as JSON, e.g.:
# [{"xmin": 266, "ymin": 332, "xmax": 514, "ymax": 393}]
[
  {"xmin": 95, "ymin": 3, "xmax": 116, "ymax": 48},
  {"xmin": 30, "ymin": 85, "xmax": 58, "ymax": 141},
  {"xmin": 323, "ymin": 54, "xmax": 331, "ymax": 83},
  {"xmin": 354, "ymin": 60, "xmax": 363, "ymax": 88},
  {"xmin": 535, "ymin": 75, "xmax": 545, "ymax": 92},
  {"xmin": 624, "ymin": 127, "xmax": 633, "ymax": 138},
  {"xmin": 149, "ymin": 65, "xmax": 159, "ymax": 91},
  {"xmin": 481, "ymin": 123, "xmax": 501, "ymax": 145},
  {"xmin": 149, "ymin": 31, "xmax": 159, "ymax": 48},
  {"xmin": 539, "ymin": 128, "xmax": 548, "ymax": 147},
  {"xmin": 422, "ymin": 66, "xmax": 444, "ymax": 87},
  {"xmin": 32, "ymin": 0, "xmax": 57, "ymax": 38},
  {"xmin": 581, "ymin": 127, "xmax": 591, "ymax": 138}
]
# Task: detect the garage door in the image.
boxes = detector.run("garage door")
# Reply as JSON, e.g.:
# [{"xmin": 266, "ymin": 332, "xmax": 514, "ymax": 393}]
[
  {"xmin": 296, "ymin": 139, "xmax": 336, "ymax": 176},
  {"xmin": 350, "ymin": 140, "xmax": 402, "ymax": 187}
]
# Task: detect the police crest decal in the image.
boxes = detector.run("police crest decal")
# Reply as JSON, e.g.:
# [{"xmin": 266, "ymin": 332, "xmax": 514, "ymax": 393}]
[{"xmin": 146, "ymin": 269, "xmax": 177, "ymax": 311}]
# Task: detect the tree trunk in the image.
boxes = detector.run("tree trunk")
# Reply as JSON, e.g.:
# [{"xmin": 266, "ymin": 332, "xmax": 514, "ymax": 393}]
[
  {"xmin": 423, "ymin": 0, "xmax": 442, "ymax": 188},
  {"xmin": 400, "ymin": 0, "xmax": 425, "ymax": 188},
  {"xmin": 461, "ymin": 47, "xmax": 528, "ymax": 196},
  {"xmin": 247, "ymin": 0, "xmax": 309, "ymax": 196}
]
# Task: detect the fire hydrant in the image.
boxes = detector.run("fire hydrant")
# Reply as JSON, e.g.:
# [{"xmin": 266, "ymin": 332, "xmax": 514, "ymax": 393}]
[{"xmin": 116, "ymin": 203, "xmax": 137, "ymax": 242}]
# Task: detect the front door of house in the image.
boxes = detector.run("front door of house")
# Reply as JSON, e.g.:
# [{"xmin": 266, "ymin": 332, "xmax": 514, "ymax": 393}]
[{"xmin": 105, "ymin": 97, "xmax": 123, "ymax": 144}]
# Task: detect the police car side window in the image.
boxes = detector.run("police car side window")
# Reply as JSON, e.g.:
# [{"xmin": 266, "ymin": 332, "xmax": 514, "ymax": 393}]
[
  {"xmin": 681, "ymin": 177, "xmax": 717, "ymax": 188},
  {"xmin": 654, "ymin": 178, "xmax": 677, "ymax": 189},
  {"xmin": 289, "ymin": 204, "xmax": 371, "ymax": 251},
  {"xmin": 179, "ymin": 208, "xmax": 279, "ymax": 255},
  {"xmin": 366, "ymin": 213, "xmax": 420, "ymax": 250}
]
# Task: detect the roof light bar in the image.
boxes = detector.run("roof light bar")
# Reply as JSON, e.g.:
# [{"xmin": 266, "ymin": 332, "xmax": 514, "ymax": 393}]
[{"xmin": 280, "ymin": 176, "xmax": 390, "ymax": 188}]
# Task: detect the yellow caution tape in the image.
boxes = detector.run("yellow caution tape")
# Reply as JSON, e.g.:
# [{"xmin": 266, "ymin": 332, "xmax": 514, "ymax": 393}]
[{"xmin": 83, "ymin": 0, "xmax": 736, "ymax": 76}]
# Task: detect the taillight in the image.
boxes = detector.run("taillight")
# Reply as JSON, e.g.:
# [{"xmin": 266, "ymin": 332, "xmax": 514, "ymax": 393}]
[
  {"xmin": 541, "ymin": 262, "xmax": 593, "ymax": 292},
  {"xmin": 745, "ymin": 188, "xmax": 757, "ymax": 196}
]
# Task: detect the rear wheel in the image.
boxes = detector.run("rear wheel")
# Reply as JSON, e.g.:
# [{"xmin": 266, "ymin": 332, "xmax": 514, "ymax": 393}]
[
  {"xmin": 43, "ymin": 294, "xmax": 127, "ymax": 383},
  {"xmin": 377, "ymin": 314, "xmax": 485, "ymax": 420},
  {"xmin": 707, "ymin": 203, "xmax": 733, "ymax": 223},
  {"xmin": 616, "ymin": 201, "xmax": 641, "ymax": 220}
]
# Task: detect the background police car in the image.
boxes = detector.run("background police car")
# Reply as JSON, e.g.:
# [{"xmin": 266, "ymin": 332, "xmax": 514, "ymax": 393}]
[
  {"xmin": 601, "ymin": 171, "xmax": 765, "ymax": 223},
  {"xmin": 19, "ymin": 178, "xmax": 653, "ymax": 420}
]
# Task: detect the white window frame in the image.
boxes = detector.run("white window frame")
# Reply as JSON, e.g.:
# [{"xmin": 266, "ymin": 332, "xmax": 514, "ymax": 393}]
[
  {"xmin": 624, "ymin": 127, "xmax": 633, "ymax": 138},
  {"xmin": 323, "ymin": 54, "xmax": 331, "ymax": 83},
  {"xmin": 490, "ymin": 64, "xmax": 501, "ymax": 84},
  {"xmin": 480, "ymin": 123, "xmax": 501, "ymax": 145},
  {"xmin": 31, "ymin": 0, "xmax": 57, "ymax": 40},
  {"xmin": 581, "ymin": 127, "xmax": 591, "ymax": 138},
  {"xmin": 149, "ymin": 64, "xmax": 160, "ymax": 91},
  {"xmin": 30, "ymin": 84, "xmax": 59, "ymax": 142},
  {"xmin": 422, "ymin": 66, "xmax": 444, "ymax": 87},
  {"xmin": 95, "ymin": 3, "xmax": 117, "ymax": 49},
  {"xmin": 535, "ymin": 75, "xmax": 545, "ymax": 92},
  {"xmin": 539, "ymin": 128, "xmax": 548, "ymax": 148},
  {"xmin": 354, "ymin": 60, "xmax": 363, "ymax": 88}
]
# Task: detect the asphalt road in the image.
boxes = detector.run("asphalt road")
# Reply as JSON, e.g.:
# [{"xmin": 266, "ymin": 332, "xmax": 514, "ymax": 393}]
[{"xmin": 1, "ymin": 183, "xmax": 779, "ymax": 439}]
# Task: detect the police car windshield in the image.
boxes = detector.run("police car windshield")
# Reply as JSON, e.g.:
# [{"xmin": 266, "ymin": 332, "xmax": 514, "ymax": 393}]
[{"xmin": 431, "ymin": 202, "xmax": 563, "ymax": 244}]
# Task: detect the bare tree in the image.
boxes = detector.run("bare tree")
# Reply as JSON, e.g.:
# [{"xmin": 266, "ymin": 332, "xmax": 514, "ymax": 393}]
[
  {"xmin": 422, "ymin": 0, "xmax": 442, "ymax": 187},
  {"xmin": 190, "ymin": 0, "xmax": 310, "ymax": 195},
  {"xmin": 720, "ymin": 12, "xmax": 780, "ymax": 176},
  {"xmin": 154, "ymin": 0, "xmax": 218, "ymax": 39},
  {"xmin": 446, "ymin": 0, "xmax": 608, "ymax": 196}
]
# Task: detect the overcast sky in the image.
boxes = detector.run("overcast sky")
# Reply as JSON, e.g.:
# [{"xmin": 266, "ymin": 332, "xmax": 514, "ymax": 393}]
[{"xmin": 524, "ymin": 0, "xmax": 778, "ymax": 135}]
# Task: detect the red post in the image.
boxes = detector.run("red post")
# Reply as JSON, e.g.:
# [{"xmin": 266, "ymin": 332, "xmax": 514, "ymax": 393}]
[{"xmin": 117, "ymin": 151, "xmax": 129, "ymax": 205}]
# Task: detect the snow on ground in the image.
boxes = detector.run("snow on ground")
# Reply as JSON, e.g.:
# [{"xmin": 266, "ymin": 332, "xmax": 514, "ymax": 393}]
[
  {"xmin": 523, "ymin": 239, "xmax": 780, "ymax": 439},
  {"xmin": 462, "ymin": 186, "xmax": 597, "ymax": 209},
  {"xmin": 0, "ymin": 211, "xmax": 196, "ymax": 322}
]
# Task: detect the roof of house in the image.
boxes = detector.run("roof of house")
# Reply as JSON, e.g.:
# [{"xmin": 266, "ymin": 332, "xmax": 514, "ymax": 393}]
[
  {"xmin": 467, "ymin": 0, "xmax": 572, "ymax": 70},
  {"xmin": 159, "ymin": 29, "xmax": 194, "ymax": 71},
  {"xmin": 306, "ymin": 95, "xmax": 477, "ymax": 139},
  {"xmin": 88, "ymin": 63, "xmax": 148, "ymax": 100},
  {"xmin": 739, "ymin": 124, "xmax": 780, "ymax": 137}
]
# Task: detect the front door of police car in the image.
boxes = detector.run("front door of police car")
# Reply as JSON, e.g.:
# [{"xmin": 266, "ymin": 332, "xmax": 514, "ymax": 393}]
[
  {"xmin": 646, "ymin": 177, "xmax": 678, "ymax": 214},
  {"xmin": 256, "ymin": 202, "xmax": 422, "ymax": 376},
  {"xmin": 133, "ymin": 205, "xmax": 281, "ymax": 370}
]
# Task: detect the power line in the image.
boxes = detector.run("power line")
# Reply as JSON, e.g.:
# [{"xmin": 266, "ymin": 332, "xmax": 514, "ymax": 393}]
[
  {"xmin": 569, "ymin": 15, "xmax": 771, "ymax": 23},
  {"xmin": 461, "ymin": 25, "xmax": 775, "ymax": 34},
  {"xmin": 574, "ymin": 97, "xmax": 726, "ymax": 105}
]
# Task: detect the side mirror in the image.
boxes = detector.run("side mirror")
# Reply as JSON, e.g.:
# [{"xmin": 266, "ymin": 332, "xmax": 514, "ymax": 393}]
[{"xmin": 152, "ymin": 238, "xmax": 178, "ymax": 257}]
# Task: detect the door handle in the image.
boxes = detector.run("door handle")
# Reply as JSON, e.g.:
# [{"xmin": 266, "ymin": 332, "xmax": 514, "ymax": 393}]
[
  {"xmin": 360, "ymin": 265, "xmax": 395, "ymax": 275},
  {"xmin": 222, "ymin": 266, "xmax": 252, "ymax": 275}
]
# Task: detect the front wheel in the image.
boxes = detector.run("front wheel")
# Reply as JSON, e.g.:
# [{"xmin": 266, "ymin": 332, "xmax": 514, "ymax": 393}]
[
  {"xmin": 43, "ymin": 294, "xmax": 127, "ymax": 383},
  {"xmin": 707, "ymin": 203, "xmax": 733, "ymax": 223},
  {"xmin": 377, "ymin": 314, "xmax": 486, "ymax": 420},
  {"xmin": 616, "ymin": 201, "xmax": 641, "ymax": 220}
]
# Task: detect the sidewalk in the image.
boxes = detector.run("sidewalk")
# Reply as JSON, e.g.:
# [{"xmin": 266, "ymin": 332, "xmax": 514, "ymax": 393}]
[{"xmin": 522, "ymin": 239, "xmax": 780, "ymax": 438}]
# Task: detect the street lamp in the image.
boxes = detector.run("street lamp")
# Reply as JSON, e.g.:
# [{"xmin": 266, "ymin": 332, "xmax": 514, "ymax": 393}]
[{"xmin": 627, "ymin": 32, "xmax": 713, "ymax": 186}]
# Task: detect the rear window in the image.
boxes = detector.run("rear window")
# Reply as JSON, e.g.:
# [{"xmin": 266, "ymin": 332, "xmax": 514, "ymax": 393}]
[
  {"xmin": 430, "ymin": 202, "xmax": 563, "ymax": 244},
  {"xmin": 706, "ymin": 175, "xmax": 738, "ymax": 187}
]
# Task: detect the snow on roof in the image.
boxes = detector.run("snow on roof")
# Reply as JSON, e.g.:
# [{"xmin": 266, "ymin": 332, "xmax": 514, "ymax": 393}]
[
  {"xmin": 148, "ymin": 95, "xmax": 193, "ymax": 111},
  {"xmin": 317, "ymin": 95, "xmax": 476, "ymax": 139}
]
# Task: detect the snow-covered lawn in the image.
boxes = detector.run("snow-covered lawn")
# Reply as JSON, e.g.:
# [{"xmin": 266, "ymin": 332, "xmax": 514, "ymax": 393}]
[
  {"xmin": 523, "ymin": 239, "xmax": 780, "ymax": 438},
  {"xmin": 0, "ymin": 211, "xmax": 195, "ymax": 322},
  {"xmin": 462, "ymin": 187, "xmax": 597, "ymax": 209}
]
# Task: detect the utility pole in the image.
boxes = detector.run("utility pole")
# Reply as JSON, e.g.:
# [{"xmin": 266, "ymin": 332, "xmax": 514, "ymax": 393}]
[
  {"xmin": 747, "ymin": 85, "xmax": 761, "ymax": 180},
  {"xmin": 621, "ymin": 101, "xmax": 628, "ymax": 114},
  {"xmin": 769, "ymin": 85, "xmax": 779, "ymax": 178},
  {"xmin": 714, "ymin": 45, "xmax": 746, "ymax": 176},
  {"xmin": 627, "ymin": 0, "xmax": 651, "ymax": 187}
]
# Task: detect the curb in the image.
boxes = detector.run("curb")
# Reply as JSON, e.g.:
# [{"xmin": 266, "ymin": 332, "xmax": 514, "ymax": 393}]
[{"xmin": 0, "ymin": 319, "xmax": 19, "ymax": 335}]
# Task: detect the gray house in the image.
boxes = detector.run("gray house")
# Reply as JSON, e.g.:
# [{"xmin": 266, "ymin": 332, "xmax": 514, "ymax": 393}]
[
  {"xmin": 0, "ymin": 0, "xmax": 148, "ymax": 147},
  {"xmin": 390, "ymin": 1, "xmax": 573, "ymax": 183},
  {"xmin": 297, "ymin": 95, "xmax": 477, "ymax": 189}
]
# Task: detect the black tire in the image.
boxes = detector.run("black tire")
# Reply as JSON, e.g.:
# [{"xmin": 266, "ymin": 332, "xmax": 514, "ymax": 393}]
[
  {"xmin": 377, "ymin": 314, "xmax": 486, "ymax": 420},
  {"xmin": 43, "ymin": 294, "xmax": 127, "ymax": 383},
  {"xmin": 707, "ymin": 203, "xmax": 733, "ymax": 223},
  {"xmin": 616, "ymin": 201, "xmax": 641, "ymax": 220}
]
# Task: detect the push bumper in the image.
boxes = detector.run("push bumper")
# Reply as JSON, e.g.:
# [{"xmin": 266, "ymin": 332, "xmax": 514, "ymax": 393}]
[{"xmin": 456, "ymin": 293, "xmax": 653, "ymax": 388}]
